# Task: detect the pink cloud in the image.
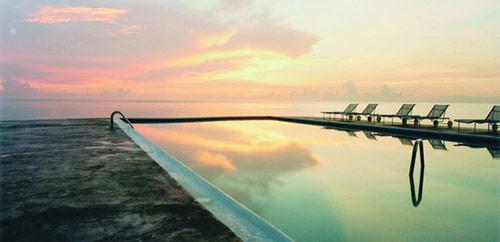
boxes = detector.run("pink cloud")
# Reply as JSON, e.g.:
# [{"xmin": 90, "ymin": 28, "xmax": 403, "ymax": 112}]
[
  {"xmin": 25, "ymin": 6, "xmax": 127, "ymax": 24},
  {"xmin": 131, "ymin": 57, "xmax": 247, "ymax": 82},
  {"xmin": 0, "ymin": 79, "xmax": 39, "ymax": 98},
  {"xmin": 112, "ymin": 25, "xmax": 143, "ymax": 36},
  {"xmin": 3, "ymin": 3, "xmax": 322, "ymax": 99}
]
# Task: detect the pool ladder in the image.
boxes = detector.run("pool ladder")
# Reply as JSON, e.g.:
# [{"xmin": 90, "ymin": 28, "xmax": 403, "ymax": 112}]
[{"xmin": 110, "ymin": 111, "xmax": 134, "ymax": 129}]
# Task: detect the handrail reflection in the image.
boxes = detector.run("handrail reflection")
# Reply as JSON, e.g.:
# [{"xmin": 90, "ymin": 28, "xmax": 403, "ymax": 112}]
[
  {"xmin": 322, "ymin": 125, "xmax": 499, "ymax": 208},
  {"xmin": 409, "ymin": 139, "xmax": 425, "ymax": 207}
]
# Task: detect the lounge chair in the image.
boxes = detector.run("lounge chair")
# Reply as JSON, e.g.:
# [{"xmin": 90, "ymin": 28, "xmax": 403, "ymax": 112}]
[
  {"xmin": 351, "ymin": 104, "xmax": 378, "ymax": 122},
  {"xmin": 410, "ymin": 104, "xmax": 451, "ymax": 128},
  {"xmin": 455, "ymin": 105, "xmax": 499, "ymax": 133},
  {"xmin": 321, "ymin": 103, "xmax": 358, "ymax": 120},
  {"xmin": 375, "ymin": 104, "xmax": 416, "ymax": 126}
]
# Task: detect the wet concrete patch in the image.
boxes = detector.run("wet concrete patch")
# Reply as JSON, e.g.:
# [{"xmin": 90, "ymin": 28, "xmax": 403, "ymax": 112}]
[{"xmin": 0, "ymin": 119, "xmax": 240, "ymax": 241}]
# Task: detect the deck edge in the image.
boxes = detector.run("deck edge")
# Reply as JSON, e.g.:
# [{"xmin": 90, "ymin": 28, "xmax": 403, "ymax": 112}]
[{"xmin": 115, "ymin": 119, "xmax": 293, "ymax": 242}]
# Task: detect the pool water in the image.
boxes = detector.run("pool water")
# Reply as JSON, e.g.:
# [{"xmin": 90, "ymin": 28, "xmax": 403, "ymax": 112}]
[{"xmin": 136, "ymin": 121, "xmax": 499, "ymax": 242}]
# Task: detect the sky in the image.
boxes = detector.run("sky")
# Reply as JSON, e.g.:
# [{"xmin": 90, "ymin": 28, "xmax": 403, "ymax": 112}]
[{"xmin": 0, "ymin": 0, "xmax": 499, "ymax": 102}]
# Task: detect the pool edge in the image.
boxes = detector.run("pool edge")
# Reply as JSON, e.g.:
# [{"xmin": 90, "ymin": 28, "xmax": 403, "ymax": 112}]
[{"xmin": 115, "ymin": 119, "xmax": 294, "ymax": 242}]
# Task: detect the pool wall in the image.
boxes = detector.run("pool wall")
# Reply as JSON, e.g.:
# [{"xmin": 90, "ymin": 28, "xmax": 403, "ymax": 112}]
[{"xmin": 125, "ymin": 116, "xmax": 499, "ymax": 146}]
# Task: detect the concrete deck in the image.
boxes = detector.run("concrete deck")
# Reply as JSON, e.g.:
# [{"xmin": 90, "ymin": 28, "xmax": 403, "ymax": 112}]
[
  {"xmin": 277, "ymin": 116, "xmax": 499, "ymax": 146},
  {"xmin": 0, "ymin": 119, "xmax": 240, "ymax": 242}
]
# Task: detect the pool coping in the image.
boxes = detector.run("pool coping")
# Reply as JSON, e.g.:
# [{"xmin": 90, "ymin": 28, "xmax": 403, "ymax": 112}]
[
  {"xmin": 275, "ymin": 116, "xmax": 499, "ymax": 146},
  {"xmin": 125, "ymin": 116, "xmax": 499, "ymax": 146},
  {"xmin": 115, "ymin": 119, "xmax": 293, "ymax": 242}
]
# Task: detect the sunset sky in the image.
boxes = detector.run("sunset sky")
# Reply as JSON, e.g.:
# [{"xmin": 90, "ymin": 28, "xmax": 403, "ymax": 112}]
[{"xmin": 1, "ymin": 0, "xmax": 499, "ymax": 101}]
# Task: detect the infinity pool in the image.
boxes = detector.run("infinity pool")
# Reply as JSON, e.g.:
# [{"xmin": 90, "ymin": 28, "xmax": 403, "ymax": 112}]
[{"xmin": 136, "ymin": 121, "xmax": 499, "ymax": 242}]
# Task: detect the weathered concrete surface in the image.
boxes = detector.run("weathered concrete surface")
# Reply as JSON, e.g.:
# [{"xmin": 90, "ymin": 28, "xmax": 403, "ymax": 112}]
[{"xmin": 0, "ymin": 119, "xmax": 240, "ymax": 242}]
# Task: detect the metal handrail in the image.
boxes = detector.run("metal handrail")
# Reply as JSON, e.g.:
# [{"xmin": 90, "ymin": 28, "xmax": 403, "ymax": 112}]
[{"xmin": 110, "ymin": 111, "xmax": 134, "ymax": 129}]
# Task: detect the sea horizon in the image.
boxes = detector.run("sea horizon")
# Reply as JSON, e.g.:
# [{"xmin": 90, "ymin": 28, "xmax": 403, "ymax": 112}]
[{"xmin": 1, "ymin": 98, "xmax": 497, "ymax": 121}]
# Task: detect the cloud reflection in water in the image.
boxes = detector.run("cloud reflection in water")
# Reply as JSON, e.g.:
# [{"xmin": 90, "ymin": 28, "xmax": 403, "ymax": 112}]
[{"xmin": 136, "ymin": 122, "xmax": 320, "ymax": 214}]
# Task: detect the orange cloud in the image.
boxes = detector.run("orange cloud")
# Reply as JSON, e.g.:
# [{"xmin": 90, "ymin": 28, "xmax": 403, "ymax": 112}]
[
  {"xmin": 218, "ymin": 25, "xmax": 320, "ymax": 58},
  {"xmin": 199, "ymin": 30, "xmax": 236, "ymax": 49},
  {"xmin": 194, "ymin": 151, "xmax": 236, "ymax": 172},
  {"xmin": 26, "ymin": 6, "xmax": 127, "ymax": 24}
]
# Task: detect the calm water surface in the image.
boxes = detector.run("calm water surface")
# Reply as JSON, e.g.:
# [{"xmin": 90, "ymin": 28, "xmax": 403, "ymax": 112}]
[
  {"xmin": 136, "ymin": 121, "xmax": 499, "ymax": 242},
  {"xmin": 2, "ymin": 100, "xmax": 499, "ymax": 241}
]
